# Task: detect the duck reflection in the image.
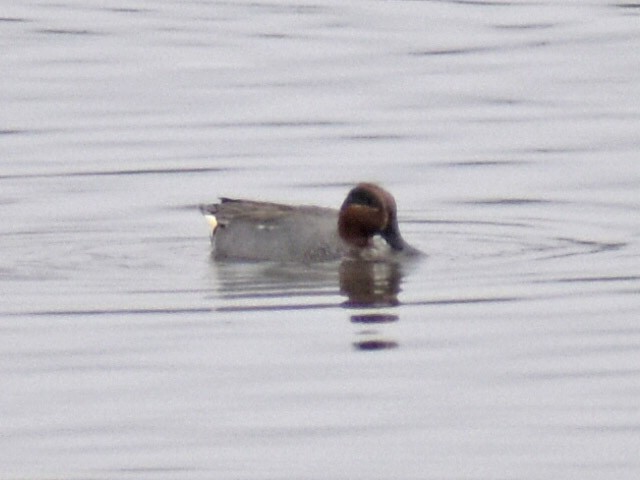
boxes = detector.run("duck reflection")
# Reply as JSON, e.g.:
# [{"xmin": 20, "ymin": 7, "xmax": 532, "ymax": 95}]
[
  {"xmin": 353, "ymin": 339, "xmax": 399, "ymax": 351},
  {"xmin": 340, "ymin": 259, "xmax": 404, "ymax": 351},
  {"xmin": 212, "ymin": 260, "xmax": 340, "ymax": 301},
  {"xmin": 350, "ymin": 312, "xmax": 399, "ymax": 351},
  {"xmin": 339, "ymin": 259, "xmax": 403, "ymax": 308},
  {"xmin": 209, "ymin": 257, "xmax": 407, "ymax": 351}
]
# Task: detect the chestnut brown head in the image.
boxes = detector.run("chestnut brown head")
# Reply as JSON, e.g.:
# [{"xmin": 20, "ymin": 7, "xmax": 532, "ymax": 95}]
[{"xmin": 338, "ymin": 183, "xmax": 407, "ymax": 251}]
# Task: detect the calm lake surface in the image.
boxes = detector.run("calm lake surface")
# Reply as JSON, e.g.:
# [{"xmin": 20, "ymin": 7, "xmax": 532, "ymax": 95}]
[{"xmin": 1, "ymin": 1, "xmax": 640, "ymax": 478}]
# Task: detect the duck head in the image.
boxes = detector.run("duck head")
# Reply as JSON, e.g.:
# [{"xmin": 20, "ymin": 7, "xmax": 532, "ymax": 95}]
[{"xmin": 338, "ymin": 183, "xmax": 408, "ymax": 252}]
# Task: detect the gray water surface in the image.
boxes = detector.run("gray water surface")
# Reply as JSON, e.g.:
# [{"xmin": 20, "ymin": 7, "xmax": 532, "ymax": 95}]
[{"xmin": 1, "ymin": 1, "xmax": 640, "ymax": 479}]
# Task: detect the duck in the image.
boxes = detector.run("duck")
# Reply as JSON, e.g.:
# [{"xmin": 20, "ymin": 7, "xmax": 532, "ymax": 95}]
[{"xmin": 199, "ymin": 183, "xmax": 421, "ymax": 262}]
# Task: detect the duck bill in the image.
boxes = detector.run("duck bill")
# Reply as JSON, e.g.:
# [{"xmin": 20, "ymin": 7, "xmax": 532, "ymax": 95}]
[{"xmin": 381, "ymin": 223, "xmax": 406, "ymax": 251}]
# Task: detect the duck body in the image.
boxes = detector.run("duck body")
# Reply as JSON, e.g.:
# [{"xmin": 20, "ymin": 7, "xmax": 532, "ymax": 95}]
[
  {"xmin": 200, "ymin": 183, "xmax": 421, "ymax": 262},
  {"xmin": 202, "ymin": 199, "xmax": 345, "ymax": 262}
]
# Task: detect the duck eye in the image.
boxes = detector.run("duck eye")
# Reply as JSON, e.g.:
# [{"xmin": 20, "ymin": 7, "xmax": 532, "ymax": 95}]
[{"xmin": 348, "ymin": 190, "xmax": 377, "ymax": 208}]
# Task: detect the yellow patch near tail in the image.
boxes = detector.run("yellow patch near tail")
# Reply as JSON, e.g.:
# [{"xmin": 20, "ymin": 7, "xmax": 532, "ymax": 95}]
[{"xmin": 203, "ymin": 214, "xmax": 218, "ymax": 234}]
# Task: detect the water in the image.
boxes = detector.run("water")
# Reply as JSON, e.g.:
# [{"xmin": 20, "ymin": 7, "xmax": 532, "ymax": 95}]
[{"xmin": 1, "ymin": 1, "xmax": 640, "ymax": 478}]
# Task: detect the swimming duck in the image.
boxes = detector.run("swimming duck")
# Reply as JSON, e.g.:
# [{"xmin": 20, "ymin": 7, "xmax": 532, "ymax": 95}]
[{"xmin": 200, "ymin": 183, "xmax": 421, "ymax": 262}]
